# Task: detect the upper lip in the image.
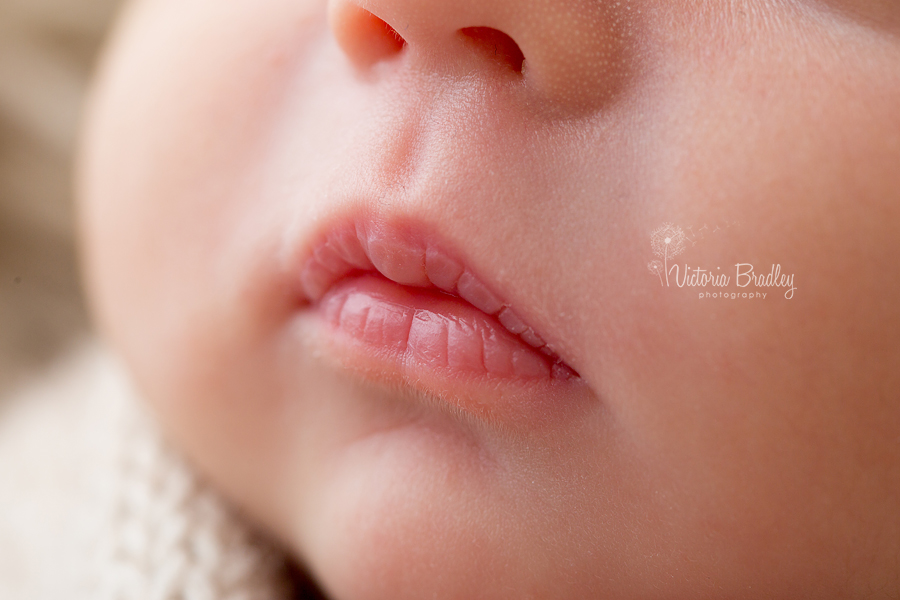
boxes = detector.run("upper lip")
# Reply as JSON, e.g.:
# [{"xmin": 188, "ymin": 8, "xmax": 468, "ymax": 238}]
[{"xmin": 290, "ymin": 213, "xmax": 579, "ymax": 379}]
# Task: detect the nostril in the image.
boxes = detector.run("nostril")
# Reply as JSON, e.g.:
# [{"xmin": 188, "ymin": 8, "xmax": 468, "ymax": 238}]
[
  {"xmin": 458, "ymin": 27, "xmax": 525, "ymax": 74},
  {"xmin": 374, "ymin": 14, "xmax": 407, "ymax": 53},
  {"xmin": 330, "ymin": 3, "xmax": 406, "ymax": 68},
  {"xmin": 358, "ymin": 10, "xmax": 406, "ymax": 56}
]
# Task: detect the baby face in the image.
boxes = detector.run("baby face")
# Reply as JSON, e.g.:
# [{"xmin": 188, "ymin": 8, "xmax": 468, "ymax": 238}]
[{"xmin": 79, "ymin": 0, "xmax": 900, "ymax": 597}]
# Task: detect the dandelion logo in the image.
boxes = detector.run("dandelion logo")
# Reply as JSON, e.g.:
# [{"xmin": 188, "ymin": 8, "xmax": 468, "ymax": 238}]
[
  {"xmin": 647, "ymin": 260, "xmax": 663, "ymax": 285},
  {"xmin": 649, "ymin": 223, "xmax": 686, "ymax": 286}
]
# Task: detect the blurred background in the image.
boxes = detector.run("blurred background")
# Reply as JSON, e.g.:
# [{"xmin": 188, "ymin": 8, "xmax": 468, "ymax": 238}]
[{"xmin": 0, "ymin": 0, "xmax": 121, "ymax": 397}]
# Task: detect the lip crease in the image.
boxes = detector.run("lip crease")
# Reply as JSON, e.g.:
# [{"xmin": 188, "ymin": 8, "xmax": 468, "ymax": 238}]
[{"xmin": 297, "ymin": 218, "xmax": 579, "ymax": 385}]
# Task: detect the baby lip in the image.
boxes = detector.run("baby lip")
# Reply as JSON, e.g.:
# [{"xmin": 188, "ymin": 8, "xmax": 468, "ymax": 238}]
[
  {"xmin": 298, "ymin": 219, "xmax": 578, "ymax": 379},
  {"xmin": 366, "ymin": 232, "xmax": 429, "ymax": 287},
  {"xmin": 497, "ymin": 307, "xmax": 528, "ymax": 334},
  {"xmin": 456, "ymin": 271, "xmax": 504, "ymax": 315},
  {"xmin": 425, "ymin": 246, "xmax": 464, "ymax": 292},
  {"xmin": 321, "ymin": 277, "xmax": 554, "ymax": 380},
  {"xmin": 328, "ymin": 226, "xmax": 373, "ymax": 270},
  {"xmin": 519, "ymin": 327, "xmax": 546, "ymax": 349}
]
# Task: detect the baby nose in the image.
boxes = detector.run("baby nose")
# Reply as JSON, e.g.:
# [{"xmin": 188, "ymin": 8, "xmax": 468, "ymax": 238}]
[{"xmin": 327, "ymin": 0, "xmax": 630, "ymax": 113}]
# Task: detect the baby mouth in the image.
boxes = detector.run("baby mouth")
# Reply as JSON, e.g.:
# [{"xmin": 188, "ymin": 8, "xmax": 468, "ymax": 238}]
[{"xmin": 298, "ymin": 220, "xmax": 579, "ymax": 383}]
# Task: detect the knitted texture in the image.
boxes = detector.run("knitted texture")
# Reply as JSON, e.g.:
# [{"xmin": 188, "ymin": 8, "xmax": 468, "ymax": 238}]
[
  {"xmin": 0, "ymin": 342, "xmax": 296, "ymax": 600},
  {"xmin": 96, "ymin": 382, "xmax": 293, "ymax": 600}
]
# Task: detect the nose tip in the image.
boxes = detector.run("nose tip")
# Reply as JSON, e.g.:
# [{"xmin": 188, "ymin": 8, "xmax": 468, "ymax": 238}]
[{"xmin": 327, "ymin": 0, "xmax": 630, "ymax": 113}]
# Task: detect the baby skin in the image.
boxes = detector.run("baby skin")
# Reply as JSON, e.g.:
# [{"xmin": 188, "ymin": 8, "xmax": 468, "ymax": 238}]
[{"xmin": 78, "ymin": 0, "xmax": 900, "ymax": 597}]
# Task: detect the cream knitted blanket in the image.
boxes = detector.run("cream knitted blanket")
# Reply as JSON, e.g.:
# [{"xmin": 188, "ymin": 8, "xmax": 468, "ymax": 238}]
[{"xmin": 0, "ymin": 342, "xmax": 295, "ymax": 599}]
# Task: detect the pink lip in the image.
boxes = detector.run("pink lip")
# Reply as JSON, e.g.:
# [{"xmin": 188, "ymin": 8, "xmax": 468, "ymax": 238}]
[
  {"xmin": 289, "ymin": 216, "xmax": 590, "ymax": 424},
  {"xmin": 298, "ymin": 218, "xmax": 578, "ymax": 384},
  {"xmin": 321, "ymin": 274, "xmax": 571, "ymax": 381}
]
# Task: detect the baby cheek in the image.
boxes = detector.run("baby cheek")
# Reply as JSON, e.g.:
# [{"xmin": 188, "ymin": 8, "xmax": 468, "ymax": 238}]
[
  {"xmin": 79, "ymin": 0, "xmax": 336, "ymax": 529},
  {"xmin": 82, "ymin": 0, "xmax": 324, "ymax": 363}
]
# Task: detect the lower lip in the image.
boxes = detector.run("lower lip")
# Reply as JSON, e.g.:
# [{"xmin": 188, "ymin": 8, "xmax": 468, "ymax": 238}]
[{"xmin": 314, "ymin": 275, "xmax": 583, "ymax": 421}]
